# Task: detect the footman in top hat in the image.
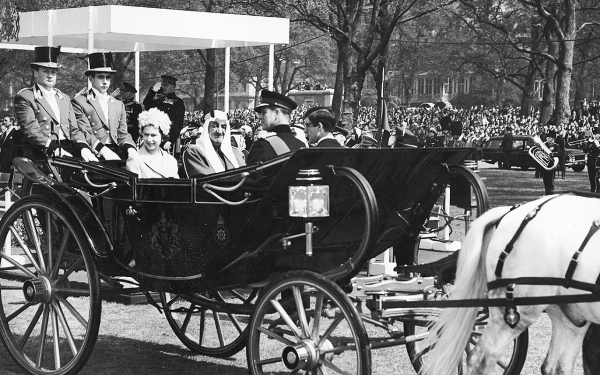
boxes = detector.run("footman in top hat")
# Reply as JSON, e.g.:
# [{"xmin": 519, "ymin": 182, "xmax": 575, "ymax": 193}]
[
  {"xmin": 246, "ymin": 89, "xmax": 305, "ymax": 164},
  {"xmin": 143, "ymin": 74, "xmax": 185, "ymax": 155},
  {"xmin": 14, "ymin": 46, "xmax": 97, "ymax": 166},
  {"xmin": 71, "ymin": 52, "xmax": 138, "ymax": 161}
]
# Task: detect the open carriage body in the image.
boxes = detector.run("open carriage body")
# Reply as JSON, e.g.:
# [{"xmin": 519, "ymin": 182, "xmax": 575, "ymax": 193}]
[{"xmin": 0, "ymin": 147, "xmax": 525, "ymax": 375}]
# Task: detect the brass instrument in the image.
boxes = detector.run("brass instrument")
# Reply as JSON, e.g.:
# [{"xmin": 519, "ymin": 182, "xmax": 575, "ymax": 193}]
[
  {"xmin": 529, "ymin": 136, "xmax": 559, "ymax": 171},
  {"xmin": 567, "ymin": 139, "xmax": 586, "ymax": 146}
]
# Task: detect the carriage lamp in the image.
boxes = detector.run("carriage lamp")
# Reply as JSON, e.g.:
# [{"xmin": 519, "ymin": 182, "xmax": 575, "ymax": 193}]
[{"xmin": 289, "ymin": 169, "xmax": 330, "ymax": 257}]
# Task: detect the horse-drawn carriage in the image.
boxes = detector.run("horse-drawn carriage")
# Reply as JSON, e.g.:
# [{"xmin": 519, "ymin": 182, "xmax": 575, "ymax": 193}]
[{"xmin": 0, "ymin": 147, "xmax": 529, "ymax": 375}]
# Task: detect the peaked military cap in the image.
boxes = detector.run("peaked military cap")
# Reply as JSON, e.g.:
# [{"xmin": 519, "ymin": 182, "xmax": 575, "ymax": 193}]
[
  {"xmin": 122, "ymin": 82, "xmax": 137, "ymax": 93},
  {"xmin": 31, "ymin": 46, "xmax": 62, "ymax": 69},
  {"xmin": 161, "ymin": 75, "xmax": 178, "ymax": 84},
  {"xmin": 254, "ymin": 89, "xmax": 298, "ymax": 113},
  {"xmin": 86, "ymin": 52, "xmax": 116, "ymax": 75}
]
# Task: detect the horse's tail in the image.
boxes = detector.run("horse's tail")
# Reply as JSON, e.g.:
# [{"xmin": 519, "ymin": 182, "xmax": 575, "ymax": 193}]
[{"xmin": 420, "ymin": 206, "xmax": 512, "ymax": 375}]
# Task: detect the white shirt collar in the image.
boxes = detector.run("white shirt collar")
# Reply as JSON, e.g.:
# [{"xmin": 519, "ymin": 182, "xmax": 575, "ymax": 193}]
[
  {"xmin": 91, "ymin": 87, "xmax": 109, "ymax": 101},
  {"xmin": 38, "ymin": 85, "xmax": 56, "ymax": 97}
]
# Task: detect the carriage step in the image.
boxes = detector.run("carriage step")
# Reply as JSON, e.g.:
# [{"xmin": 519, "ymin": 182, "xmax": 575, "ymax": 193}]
[
  {"xmin": 419, "ymin": 238, "xmax": 461, "ymax": 252},
  {"xmin": 362, "ymin": 277, "xmax": 435, "ymax": 295}
]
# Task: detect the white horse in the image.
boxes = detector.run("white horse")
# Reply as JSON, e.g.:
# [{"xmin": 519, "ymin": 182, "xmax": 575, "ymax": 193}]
[{"xmin": 422, "ymin": 193, "xmax": 600, "ymax": 375}]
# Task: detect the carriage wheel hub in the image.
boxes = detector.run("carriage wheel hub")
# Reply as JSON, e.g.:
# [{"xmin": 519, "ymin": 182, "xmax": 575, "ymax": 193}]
[
  {"xmin": 23, "ymin": 277, "xmax": 52, "ymax": 304},
  {"xmin": 282, "ymin": 339, "xmax": 319, "ymax": 370}
]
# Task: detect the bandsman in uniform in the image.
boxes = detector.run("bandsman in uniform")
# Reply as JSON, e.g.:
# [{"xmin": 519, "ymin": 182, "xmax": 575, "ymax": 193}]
[
  {"xmin": 71, "ymin": 52, "xmax": 138, "ymax": 161},
  {"xmin": 541, "ymin": 130, "xmax": 561, "ymax": 195},
  {"xmin": 246, "ymin": 89, "xmax": 305, "ymax": 164},
  {"xmin": 583, "ymin": 127, "xmax": 600, "ymax": 192},
  {"xmin": 14, "ymin": 46, "xmax": 97, "ymax": 164},
  {"xmin": 116, "ymin": 82, "xmax": 143, "ymax": 144},
  {"xmin": 303, "ymin": 106, "xmax": 343, "ymax": 148},
  {"xmin": 143, "ymin": 74, "xmax": 185, "ymax": 155}
]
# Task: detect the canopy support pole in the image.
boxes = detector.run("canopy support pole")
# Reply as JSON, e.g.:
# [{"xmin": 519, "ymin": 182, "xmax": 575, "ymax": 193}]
[
  {"xmin": 268, "ymin": 44, "xmax": 274, "ymax": 91},
  {"xmin": 47, "ymin": 10, "xmax": 54, "ymax": 46},
  {"xmin": 224, "ymin": 47, "xmax": 230, "ymax": 113},
  {"xmin": 135, "ymin": 46, "xmax": 140, "ymax": 102},
  {"xmin": 87, "ymin": 7, "xmax": 95, "ymax": 90}
]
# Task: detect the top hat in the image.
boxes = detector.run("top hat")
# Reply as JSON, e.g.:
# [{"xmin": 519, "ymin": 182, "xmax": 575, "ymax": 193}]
[
  {"xmin": 122, "ymin": 82, "xmax": 137, "ymax": 93},
  {"xmin": 161, "ymin": 75, "xmax": 178, "ymax": 84},
  {"xmin": 254, "ymin": 89, "xmax": 298, "ymax": 113},
  {"xmin": 31, "ymin": 46, "xmax": 62, "ymax": 69},
  {"xmin": 85, "ymin": 52, "xmax": 116, "ymax": 75}
]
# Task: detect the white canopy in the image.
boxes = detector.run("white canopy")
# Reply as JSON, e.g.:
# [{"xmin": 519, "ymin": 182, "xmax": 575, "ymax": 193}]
[{"xmin": 6, "ymin": 5, "xmax": 289, "ymax": 52}]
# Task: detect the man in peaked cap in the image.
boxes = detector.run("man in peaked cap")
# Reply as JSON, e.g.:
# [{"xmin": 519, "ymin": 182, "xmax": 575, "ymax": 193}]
[
  {"xmin": 115, "ymin": 82, "xmax": 143, "ymax": 144},
  {"xmin": 246, "ymin": 89, "xmax": 305, "ymax": 164},
  {"xmin": 14, "ymin": 46, "xmax": 97, "ymax": 165},
  {"xmin": 72, "ymin": 52, "xmax": 138, "ymax": 161},
  {"xmin": 143, "ymin": 74, "xmax": 185, "ymax": 155}
]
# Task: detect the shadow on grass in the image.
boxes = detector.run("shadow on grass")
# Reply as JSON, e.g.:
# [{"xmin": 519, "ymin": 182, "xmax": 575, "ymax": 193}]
[{"xmin": 0, "ymin": 334, "xmax": 249, "ymax": 375}]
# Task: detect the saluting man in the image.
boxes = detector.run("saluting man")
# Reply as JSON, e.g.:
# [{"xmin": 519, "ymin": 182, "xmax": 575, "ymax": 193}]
[
  {"xmin": 143, "ymin": 74, "xmax": 185, "ymax": 154},
  {"xmin": 14, "ymin": 46, "xmax": 97, "ymax": 162},
  {"xmin": 246, "ymin": 89, "xmax": 305, "ymax": 164},
  {"xmin": 72, "ymin": 52, "xmax": 138, "ymax": 160}
]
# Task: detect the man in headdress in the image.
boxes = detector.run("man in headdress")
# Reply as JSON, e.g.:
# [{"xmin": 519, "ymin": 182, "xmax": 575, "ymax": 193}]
[
  {"xmin": 14, "ymin": 46, "xmax": 97, "ymax": 164},
  {"xmin": 115, "ymin": 82, "xmax": 143, "ymax": 144},
  {"xmin": 71, "ymin": 52, "xmax": 138, "ymax": 160},
  {"xmin": 246, "ymin": 89, "xmax": 305, "ymax": 164},
  {"xmin": 143, "ymin": 74, "xmax": 185, "ymax": 155}
]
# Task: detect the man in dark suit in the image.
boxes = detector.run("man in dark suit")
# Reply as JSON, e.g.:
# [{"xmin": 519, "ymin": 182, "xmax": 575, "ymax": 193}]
[
  {"xmin": 115, "ymin": 82, "xmax": 143, "ymax": 144},
  {"xmin": 14, "ymin": 46, "xmax": 96, "ymax": 162},
  {"xmin": 303, "ymin": 106, "xmax": 343, "ymax": 148},
  {"xmin": 246, "ymin": 89, "xmax": 305, "ymax": 164},
  {"xmin": 499, "ymin": 126, "xmax": 514, "ymax": 170},
  {"xmin": 72, "ymin": 52, "xmax": 138, "ymax": 160},
  {"xmin": 142, "ymin": 74, "xmax": 185, "ymax": 154},
  {"xmin": 0, "ymin": 120, "xmax": 18, "ymax": 172}
]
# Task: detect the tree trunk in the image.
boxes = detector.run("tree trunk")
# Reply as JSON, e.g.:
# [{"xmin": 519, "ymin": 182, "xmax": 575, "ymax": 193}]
[
  {"xmin": 541, "ymin": 60, "xmax": 557, "ymax": 125},
  {"xmin": 202, "ymin": 49, "xmax": 216, "ymax": 113},
  {"xmin": 520, "ymin": 59, "xmax": 539, "ymax": 116}
]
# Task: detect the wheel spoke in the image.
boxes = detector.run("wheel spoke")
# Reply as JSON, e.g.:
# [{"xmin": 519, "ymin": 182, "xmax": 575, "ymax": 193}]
[
  {"xmin": 257, "ymin": 326, "xmax": 295, "ymax": 346},
  {"xmin": 321, "ymin": 358, "xmax": 352, "ymax": 375},
  {"xmin": 316, "ymin": 314, "xmax": 344, "ymax": 347},
  {"xmin": 229, "ymin": 289, "xmax": 248, "ymax": 302},
  {"xmin": 25, "ymin": 210, "xmax": 45, "ymax": 272},
  {"xmin": 36, "ymin": 305, "xmax": 50, "ymax": 368},
  {"xmin": 18, "ymin": 304, "xmax": 43, "ymax": 350},
  {"xmin": 213, "ymin": 311, "xmax": 225, "ymax": 347},
  {"xmin": 0, "ymin": 250, "xmax": 36, "ymax": 278},
  {"xmin": 53, "ymin": 301, "xmax": 78, "ymax": 356},
  {"xmin": 6, "ymin": 301, "xmax": 34, "ymax": 323},
  {"xmin": 270, "ymin": 298, "xmax": 302, "ymax": 338},
  {"xmin": 56, "ymin": 294, "xmax": 88, "ymax": 330},
  {"xmin": 198, "ymin": 309, "xmax": 206, "ymax": 346},
  {"xmin": 51, "ymin": 304, "xmax": 61, "ymax": 370},
  {"xmin": 312, "ymin": 291, "xmax": 324, "ymax": 341},
  {"xmin": 55, "ymin": 256, "xmax": 84, "ymax": 285},
  {"xmin": 256, "ymin": 356, "xmax": 283, "ymax": 366},
  {"xmin": 180, "ymin": 303, "xmax": 195, "ymax": 333},
  {"xmin": 9, "ymin": 225, "xmax": 42, "ymax": 273},
  {"xmin": 51, "ymin": 229, "xmax": 71, "ymax": 278},
  {"xmin": 46, "ymin": 211, "xmax": 52, "ymax": 274},
  {"xmin": 292, "ymin": 286, "xmax": 310, "ymax": 338},
  {"xmin": 227, "ymin": 313, "xmax": 243, "ymax": 334}
]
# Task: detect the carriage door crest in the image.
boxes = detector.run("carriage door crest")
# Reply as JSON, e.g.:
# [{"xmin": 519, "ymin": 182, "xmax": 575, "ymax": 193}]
[{"xmin": 213, "ymin": 214, "xmax": 230, "ymax": 245}]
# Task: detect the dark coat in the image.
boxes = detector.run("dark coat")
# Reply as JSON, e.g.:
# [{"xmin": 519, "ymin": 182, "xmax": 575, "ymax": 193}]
[
  {"xmin": 143, "ymin": 89, "xmax": 185, "ymax": 144},
  {"xmin": 313, "ymin": 138, "xmax": 343, "ymax": 148},
  {"xmin": 0, "ymin": 127, "xmax": 18, "ymax": 172},
  {"xmin": 246, "ymin": 125, "xmax": 305, "ymax": 165},
  {"xmin": 123, "ymin": 98, "xmax": 143, "ymax": 143}
]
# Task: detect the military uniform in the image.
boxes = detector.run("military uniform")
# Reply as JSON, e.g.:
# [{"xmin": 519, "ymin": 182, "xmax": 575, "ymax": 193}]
[
  {"xmin": 142, "ymin": 76, "xmax": 185, "ymax": 146},
  {"xmin": 121, "ymin": 82, "xmax": 143, "ymax": 144},
  {"xmin": 246, "ymin": 89, "xmax": 304, "ymax": 164}
]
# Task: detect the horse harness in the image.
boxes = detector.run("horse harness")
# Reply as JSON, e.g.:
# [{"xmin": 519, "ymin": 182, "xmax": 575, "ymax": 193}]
[{"xmin": 488, "ymin": 193, "xmax": 600, "ymax": 328}]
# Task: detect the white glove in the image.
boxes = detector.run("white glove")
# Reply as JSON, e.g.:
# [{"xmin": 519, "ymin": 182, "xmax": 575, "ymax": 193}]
[
  {"xmin": 111, "ymin": 88, "xmax": 121, "ymax": 98},
  {"xmin": 163, "ymin": 141, "xmax": 172, "ymax": 151},
  {"xmin": 99, "ymin": 147, "xmax": 120, "ymax": 161},
  {"xmin": 54, "ymin": 148, "xmax": 72, "ymax": 157},
  {"xmin": 75, "ymin": 87, "xmax": 88, "ymax": 97},
  {"xmin": 80, "ymin": 148, "xmax": 99, "ymax": 162},
  {"xmin": 152, "ymin": 81, "xmax": 162, "ymax": 92}
]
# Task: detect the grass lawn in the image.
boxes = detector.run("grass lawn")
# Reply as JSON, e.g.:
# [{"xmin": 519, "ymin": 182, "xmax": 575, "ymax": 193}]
[{"xmin": 0, "ymin": 162, "xmax": 592, "ymax": 374}]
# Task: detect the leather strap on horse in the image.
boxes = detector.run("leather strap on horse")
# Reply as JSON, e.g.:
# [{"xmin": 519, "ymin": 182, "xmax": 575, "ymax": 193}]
[
  {"xmin": 494, "ymin": 195, "xmax": 560, "ymax": 278},
  {"xmin": 564, "ymin": 218, "xmax": 600, "ymax": 288},
  {"xmin": 488, "ymin": 276, "xmax": 600, "ymax": 294},
  {"xmin": 265, "ymin": 136, "xmax": 291, "ymax": 156}
]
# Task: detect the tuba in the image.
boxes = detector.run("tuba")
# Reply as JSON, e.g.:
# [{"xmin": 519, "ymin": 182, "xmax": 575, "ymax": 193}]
[{"xmin": 528, "ymin": 136, "xmax": 558, "ymax": 171}]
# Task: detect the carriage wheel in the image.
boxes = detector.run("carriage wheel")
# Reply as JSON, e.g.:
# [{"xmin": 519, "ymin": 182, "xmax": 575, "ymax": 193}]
[
  {"xmin": 247, "ymin": 270, "xmax": 371, "ymax": 375},
  {"xmin": 415, "ymin": 164, "xmax": 489, "ymax": 267},
  {"xmin": 160, "ymin": 288, "xmax": 258, "ymax": 358},
  {"xmin": 404, "ymin": 310, "xmax": 528, "ymax": 375},
  {"xmin": 0, "ymin": 196, "xmax": 101, "ymax": 375}
]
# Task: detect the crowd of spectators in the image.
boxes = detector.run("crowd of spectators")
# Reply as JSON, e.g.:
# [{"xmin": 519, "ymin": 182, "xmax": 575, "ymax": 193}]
[{"xmin": 182, "ymin": 103, "xmax": 600, "ymax": 151}]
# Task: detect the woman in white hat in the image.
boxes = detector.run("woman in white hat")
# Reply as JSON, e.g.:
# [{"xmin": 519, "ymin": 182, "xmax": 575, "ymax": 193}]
[
  {"xmin": 182, "ymin": 110, "xmax": 246, "ymax": 177},
  {"xmin": 126, "ymin": 108, "xmax": 179, "ymax": 178}
]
